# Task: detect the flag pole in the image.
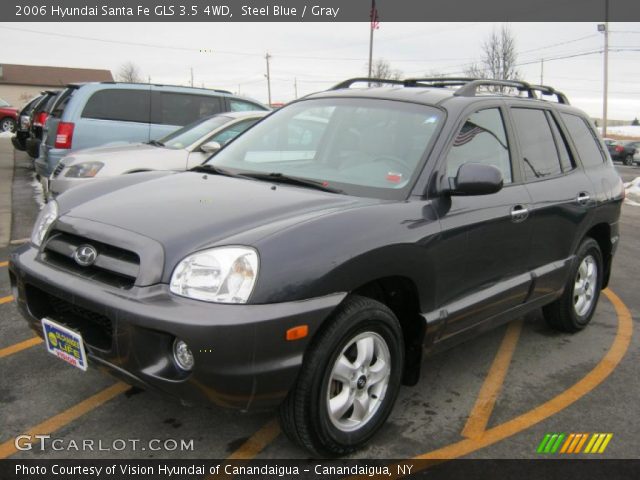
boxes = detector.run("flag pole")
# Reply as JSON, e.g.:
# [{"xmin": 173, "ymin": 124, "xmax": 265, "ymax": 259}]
[
  {"xmin": 368, "ymin": 23, "xmax": 374, "ymax": 78},
  {"xmin": 368, "ymin": 0, "xmax": 378, "ymax": 81}
]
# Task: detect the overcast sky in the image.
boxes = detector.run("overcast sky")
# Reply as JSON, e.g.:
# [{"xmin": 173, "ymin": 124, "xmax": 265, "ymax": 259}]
[{"xmin": 0, "ymin": 22, "xmax": 639, "ymax": 120}]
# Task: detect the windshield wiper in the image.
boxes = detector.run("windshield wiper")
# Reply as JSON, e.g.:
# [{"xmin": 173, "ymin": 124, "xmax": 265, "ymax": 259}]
[
  {"xmin": 190, "ymin": 164, "xmax": 242, "ymax": 178},
  {"xmin": 240, "ymin": 172, "xmax": 343, "ymax": 194},
  {"xmin": 147, "ymin": 140, "xmax": 165, "ymax": 147}
]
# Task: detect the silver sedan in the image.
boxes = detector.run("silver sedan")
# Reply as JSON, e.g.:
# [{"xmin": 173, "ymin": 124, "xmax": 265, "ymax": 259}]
[{"xmin": 48, "ymin": 110, "xmax": 269, "ymax": 197}]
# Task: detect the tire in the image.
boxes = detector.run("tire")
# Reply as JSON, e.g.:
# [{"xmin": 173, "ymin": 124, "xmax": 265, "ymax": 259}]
[
  {"xmin": 543, "ymin": 238, "xmax": 603, "ymax": 333},
  {"xmin": 279, "ymin": 295, "xmax": 404, "ymax": 456},
  {"xmin": 624, "ymin": 154, "xmax": 633, "ymax": 166},
  {"xmin": 1, "ymin": 117, "xmax": 16, "ymax": 133}
]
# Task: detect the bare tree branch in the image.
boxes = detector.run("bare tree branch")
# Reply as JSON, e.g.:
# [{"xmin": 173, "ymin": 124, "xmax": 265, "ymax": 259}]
[
  {"xmin": 116, "ymin": 62, "xmax": 143, "ymax": 83},
  {"xmin": 368, "ymin": 59, "xmax": 403, "ymax": 85},
  {"xmin": 465, "ymin": 24, "xmax": 520, "ymax": 89}
]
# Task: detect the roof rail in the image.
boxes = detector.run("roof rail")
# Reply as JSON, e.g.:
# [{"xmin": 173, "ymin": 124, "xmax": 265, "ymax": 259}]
[
  {"xmin": 329, "ymin": 77, "xmax": 570, "ymax": 104},
  {"xmin": 528, "ymin": 84, "xmax": 570, "ymax": 104},
  {"xmin": 454, "ymin": 79, "xmax": 536, "ymax": 98},
  {"xmin": 330, "ymin": 78, "xmax": 406, "ymax": 90},
  {"xmin": 404, "ymin": 77, "xmax": 476, "ymax": 87}
]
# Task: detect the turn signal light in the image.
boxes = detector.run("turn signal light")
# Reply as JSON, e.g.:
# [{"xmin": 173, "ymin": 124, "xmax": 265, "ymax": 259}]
[{"xmin": 286, "ymin": 325, "xmax": 308, "ymax": 341}]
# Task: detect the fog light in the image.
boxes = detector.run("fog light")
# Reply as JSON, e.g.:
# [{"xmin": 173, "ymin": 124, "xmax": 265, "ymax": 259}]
[{"xmin": 173, "ymin": 339, "xmax": 194, "ymax": 371}]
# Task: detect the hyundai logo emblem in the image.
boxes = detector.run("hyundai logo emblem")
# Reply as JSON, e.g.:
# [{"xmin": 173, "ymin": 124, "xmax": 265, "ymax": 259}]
[{"xmin": 73, "ymin": 244, "xmax": 98, "ymax": 267}]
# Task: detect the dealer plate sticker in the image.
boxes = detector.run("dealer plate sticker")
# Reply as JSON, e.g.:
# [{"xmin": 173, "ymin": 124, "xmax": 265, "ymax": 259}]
[{"xmin": 41, "ymin": 318, "xmax": 88, "ymax": 371}]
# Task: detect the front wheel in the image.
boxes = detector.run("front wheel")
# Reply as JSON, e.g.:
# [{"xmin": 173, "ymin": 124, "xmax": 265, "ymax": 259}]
[
  {"xmin": 624, "ymin": 154, "xmax": 634, "ymax": 166},
  {"xmin": 279, "ymin": 295, "xmax": 404, "ymax": 456},
  {"xmin": 543, "ymin": 238, "xmax": 603, "ymax": 332}
]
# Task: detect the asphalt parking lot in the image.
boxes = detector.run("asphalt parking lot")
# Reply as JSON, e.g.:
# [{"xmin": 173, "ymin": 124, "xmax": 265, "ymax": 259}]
[{"xmin": 0, "ymin": 138, "xmax": 638, "ymax": 461}]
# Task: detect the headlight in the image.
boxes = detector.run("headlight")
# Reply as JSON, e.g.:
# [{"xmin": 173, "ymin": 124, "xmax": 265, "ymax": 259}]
[
  {"xmin": 31, "ymin": 201, "xmax": 58, "ymax": 247},
  {"xmin": 64, "ymin": 161, "xmax": 104, "ymax": 178},
  {"xmin": 169, "ymin": 247, "xmax": 259, "ymax": 303}
]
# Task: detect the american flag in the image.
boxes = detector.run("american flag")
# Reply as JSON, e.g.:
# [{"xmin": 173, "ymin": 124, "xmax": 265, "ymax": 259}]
[
  {"xmin": 453, "ymin": 123, "xmax": 486, "ymax": 147},
  {"xmin": 370, "ymin": 0, "xmax": 380, "ymax": 30}
]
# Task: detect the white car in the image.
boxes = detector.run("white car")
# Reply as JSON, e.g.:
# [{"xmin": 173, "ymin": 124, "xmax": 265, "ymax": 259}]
[{"xmin": 48, "ymin": 110, "xmax": 268, "ymax": 197}]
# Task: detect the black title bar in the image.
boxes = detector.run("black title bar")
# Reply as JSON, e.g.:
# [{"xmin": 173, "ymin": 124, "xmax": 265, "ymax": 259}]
[{"xmin": 3, "ymin": 0, "xmax": 640, "ymax": 22}]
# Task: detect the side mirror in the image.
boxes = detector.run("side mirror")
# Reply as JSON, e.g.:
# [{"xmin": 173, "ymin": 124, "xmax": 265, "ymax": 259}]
[
  {"xmin": 450, "ymin": 163, "xmax": 503, "ymax": 196},
  {"xmin": 200, "ymin": 141, "xmax": 222, "ymax": 154}
]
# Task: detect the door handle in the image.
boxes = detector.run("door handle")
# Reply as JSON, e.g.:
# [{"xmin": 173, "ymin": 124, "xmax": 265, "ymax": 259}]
[
  {"xmin": 576, "ymin": 192, "xmax": 591, "ymax": 205},
  {"xmin": 510, "ymin": 204, "xmax": 529, "ymax": 222}
]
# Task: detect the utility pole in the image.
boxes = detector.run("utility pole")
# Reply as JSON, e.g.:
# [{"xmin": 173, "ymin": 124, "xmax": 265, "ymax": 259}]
[
  {"xmin": 294, "ymin": 77, "xmax": 298, "ymax": 99},
  {"xmin": 540, "ymin": 58, "xmax": 544, "ymax": 85},
  {"xmin": 265, "ymin": 53, "xmax": 272, "ymax": 106},
  {"xmin": 600, "ymin": 0, "xmax": 609, "ymax": 137},
  {"xmin": 190, "ymin": 68, "xmax": 194, "ymax": 87}
]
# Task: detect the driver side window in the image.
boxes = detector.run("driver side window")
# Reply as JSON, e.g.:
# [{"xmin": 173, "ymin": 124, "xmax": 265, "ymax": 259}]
[{"xmin": 446, "ymin": 108, "xmax": 512, "ymax": 184}]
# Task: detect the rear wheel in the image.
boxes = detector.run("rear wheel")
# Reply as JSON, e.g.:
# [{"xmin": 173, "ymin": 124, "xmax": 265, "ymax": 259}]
[
  {"xmin": 543, "ymin": 238, "xmax": 602, "ymax": 332},
  {"xmin": 624, "ymin": 154, "xmax": 634, "ymax": 166},
  {"xmin": 1, "ymin": 117, "xmax": 16, "ymax": 133},
  {"xmin": 279, "ymin": 295, "xmax": 404, "ymax": 456}
]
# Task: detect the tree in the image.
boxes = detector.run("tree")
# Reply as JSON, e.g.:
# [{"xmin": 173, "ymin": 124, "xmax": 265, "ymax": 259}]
[
  {"xmin": 632, "ymin": 117, "xmax": 640, "ymax": 126},
  {"xmin": 116, "ymin": 62, "xmax": 143, "ymax": 83},
  {"xmin": 465, "ymin": 25, "xmax": 520, "ymax": 83},
  {"xmin": 368, "ymin": 59, "xmax": 402, "ymax": 85}
]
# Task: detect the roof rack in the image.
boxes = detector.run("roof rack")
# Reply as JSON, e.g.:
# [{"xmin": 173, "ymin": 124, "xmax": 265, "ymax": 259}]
[
  {"xmin": 330, "ymin": 78, "xmax": 406, "ymax": 90},
  {"xmin": 528, "ymin": 84, "xmax": 570, "ymax": 105},
  {"xmin": 330, "ymin": 77, "xmax": 569, "ymax": 104}
]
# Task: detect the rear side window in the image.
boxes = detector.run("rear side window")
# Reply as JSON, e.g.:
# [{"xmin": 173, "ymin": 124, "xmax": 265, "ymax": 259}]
[
  {"xmin": 560, "ymin": 113, "xmax": 606, "ymax": 168},
  {"xmin": 511, "ymin": 108, "xmax": 562, "ymax": 181},
  {"xmin": 82, "ymin": 89, "xmax": 150, "ymax": 123},
  {"xmin": 153, "ymin": 93, "xmax": 223, "ymax": 126},
  {"xmin": 546, "ymin": 112, "xmax": 574, "ymax": 172},
  {"xmin": 446, "ymin": 108, "xmax": 512, "ymax": 183}
]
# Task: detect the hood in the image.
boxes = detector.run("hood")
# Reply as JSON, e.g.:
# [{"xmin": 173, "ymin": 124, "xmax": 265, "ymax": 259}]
[
  {"xmin": 61, "ymin": 171, "xmax": 372, "ymax": 269},
  {"xmin": 62, "ymin": 142, "xmax": 158, "ymax": 163}
]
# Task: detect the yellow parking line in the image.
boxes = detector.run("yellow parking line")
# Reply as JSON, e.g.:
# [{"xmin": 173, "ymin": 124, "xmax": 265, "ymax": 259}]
[
  {"xmin": 0, "ymin": 295, "xmax": 14, "ymax": 305},
  {"xmin": 350, "ymin": 289, "xmax": 632, "ymax": 480},
  {"xmin": 0, "ymin": 382, "xmax": 130, "ymax": 459},
  {"xmin": 0, "ymin": 337, "xmax": 42, "ymax": 359},
  {"xmin": 462, "ymin": 319, "xmax": 523, "ymax": 438},
  {"xmin": 205, "ymin": 419, "xmax": 280, "ymax": 479},
  {"xmin": 0, "ymin": 261, "xmax": 8, "ymax": 268}
]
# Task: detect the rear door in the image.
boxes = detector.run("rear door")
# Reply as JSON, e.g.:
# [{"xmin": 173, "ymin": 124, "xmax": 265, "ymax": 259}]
[
  {"xmin": 75, "ymin": 87, "xmax": 152, "ymax": 150},
  {"xmin": 149, "ymin": 89, "xmax": 224, "ymax": 139},
  {"xmin": 434, "ymin": 105, "xmax": 534, "ymax": 341},
  {"xmin": 509, "ymin": 106, "xmax": 594, "ymax": 300}
]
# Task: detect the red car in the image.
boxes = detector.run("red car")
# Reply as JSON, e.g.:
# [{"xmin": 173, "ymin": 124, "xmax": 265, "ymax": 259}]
[{"xmin": 0, "ymin": 98, "xmax": 19, "ymax": 132}]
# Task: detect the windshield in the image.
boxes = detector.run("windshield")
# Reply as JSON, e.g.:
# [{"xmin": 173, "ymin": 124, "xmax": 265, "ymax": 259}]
[
  {"xmin": 207, "ymin": 98, "xmax": 443, "ymax": 199},
  {"xmin": 160, "ymin": 115, "xmax": 234, "ymax": 149},
  {"xmin": 0, "ymin": 98, "xmax": 10, "ymax": 107}
]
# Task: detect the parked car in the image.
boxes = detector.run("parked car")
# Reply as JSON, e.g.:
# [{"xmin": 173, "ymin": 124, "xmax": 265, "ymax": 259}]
[
  {"xmin": 36, "ymin": 82, "xmax": 268, "ymax": 178},
  {"xmin": 11, "ymin": 94, "xmax": 44, "ymax": 151},
  {"xmin": 48, "ymin": 110, "xmax": 268, "ymax": 197},
  {"xmin": 10, "ymin": 78, "xmax": 623, "ymax": 456},
  {"xmin": 0, "ymin": 98, "xmax": 19, "ymax": 132},
  {"xmin": 605, "ymin": 138, "xmax": 638, "ymax": 165},
  {"xmin": 23, "ymin": 91, "xmax": 60, "ymax": 158}
]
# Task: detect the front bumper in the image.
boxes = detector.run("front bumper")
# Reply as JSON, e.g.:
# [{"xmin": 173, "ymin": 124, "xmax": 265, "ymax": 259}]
[
  {"xmin": 35, "ymin": 145, "xmax": 67, "ymax": 177},
  {"xmin": 9, "ymin": 245, "xmax": 344, "ymax": 410}
]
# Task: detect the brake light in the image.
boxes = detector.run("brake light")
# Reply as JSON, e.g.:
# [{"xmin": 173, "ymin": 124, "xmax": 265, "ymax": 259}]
[
  {"xmin": 54, "ymin": 122, "xmax": 74, "ymax": 149},
  {"xmin": 34, "ymin": 111, "xmax": 48, "ymax": 127},
  {"xmin": 615, "ymin": 145, "xmax": 624, "ymax": 152}
]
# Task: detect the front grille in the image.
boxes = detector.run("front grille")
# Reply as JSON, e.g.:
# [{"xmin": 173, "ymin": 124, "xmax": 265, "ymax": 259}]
[
  {"xmin": 52, "ymin": 162, "xmax": 65, "ymax": 178},
  {"xmin": 43, "ymin": 231, "xmax": 139, "ymax": 289},
  {"xmin": 26, "ymin": 285, "xmax": 113, "ymax": 350}
]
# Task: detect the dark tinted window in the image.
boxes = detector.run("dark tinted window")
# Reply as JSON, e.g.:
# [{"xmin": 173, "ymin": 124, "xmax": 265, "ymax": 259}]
[
  {"xmin": 49, "ymin": 89, "xmax": 75, "ymax": 119},
  {"xmin": 230, "ymin": 99, "xmax": 266, "ymax": 112},
  {"xmin": 511, "ymin": 108, "xmax": 562, "ymax": 180},
  {"xmin": 560, "ymin": 113, "xmax": 606, "ymax": 168},
  {"xmin": 82, "ymin": 89, "xmax": 150, "ymax": 123},
  {"xmin": 547, "ymin": 112, "xmax": 574, "ymax": 172},
  {"xmin": 154, "ymin": 93, "xmax": 223, "ymax": 126},
  {"xmin": 446, "ymin": 108, "xmax": 512, "ymax": 183}
]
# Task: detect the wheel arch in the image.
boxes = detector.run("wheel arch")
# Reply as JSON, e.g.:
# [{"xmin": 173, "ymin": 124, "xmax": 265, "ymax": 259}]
[{"xmin": 583, "ymin": 222, "xmax": 612, "ymax": 288}]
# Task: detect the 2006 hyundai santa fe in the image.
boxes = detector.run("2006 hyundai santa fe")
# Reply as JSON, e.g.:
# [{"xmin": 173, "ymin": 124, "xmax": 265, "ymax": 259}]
[{"xmin": 10, "ymin": 77, "xmax": 623, "ymax": 455}]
